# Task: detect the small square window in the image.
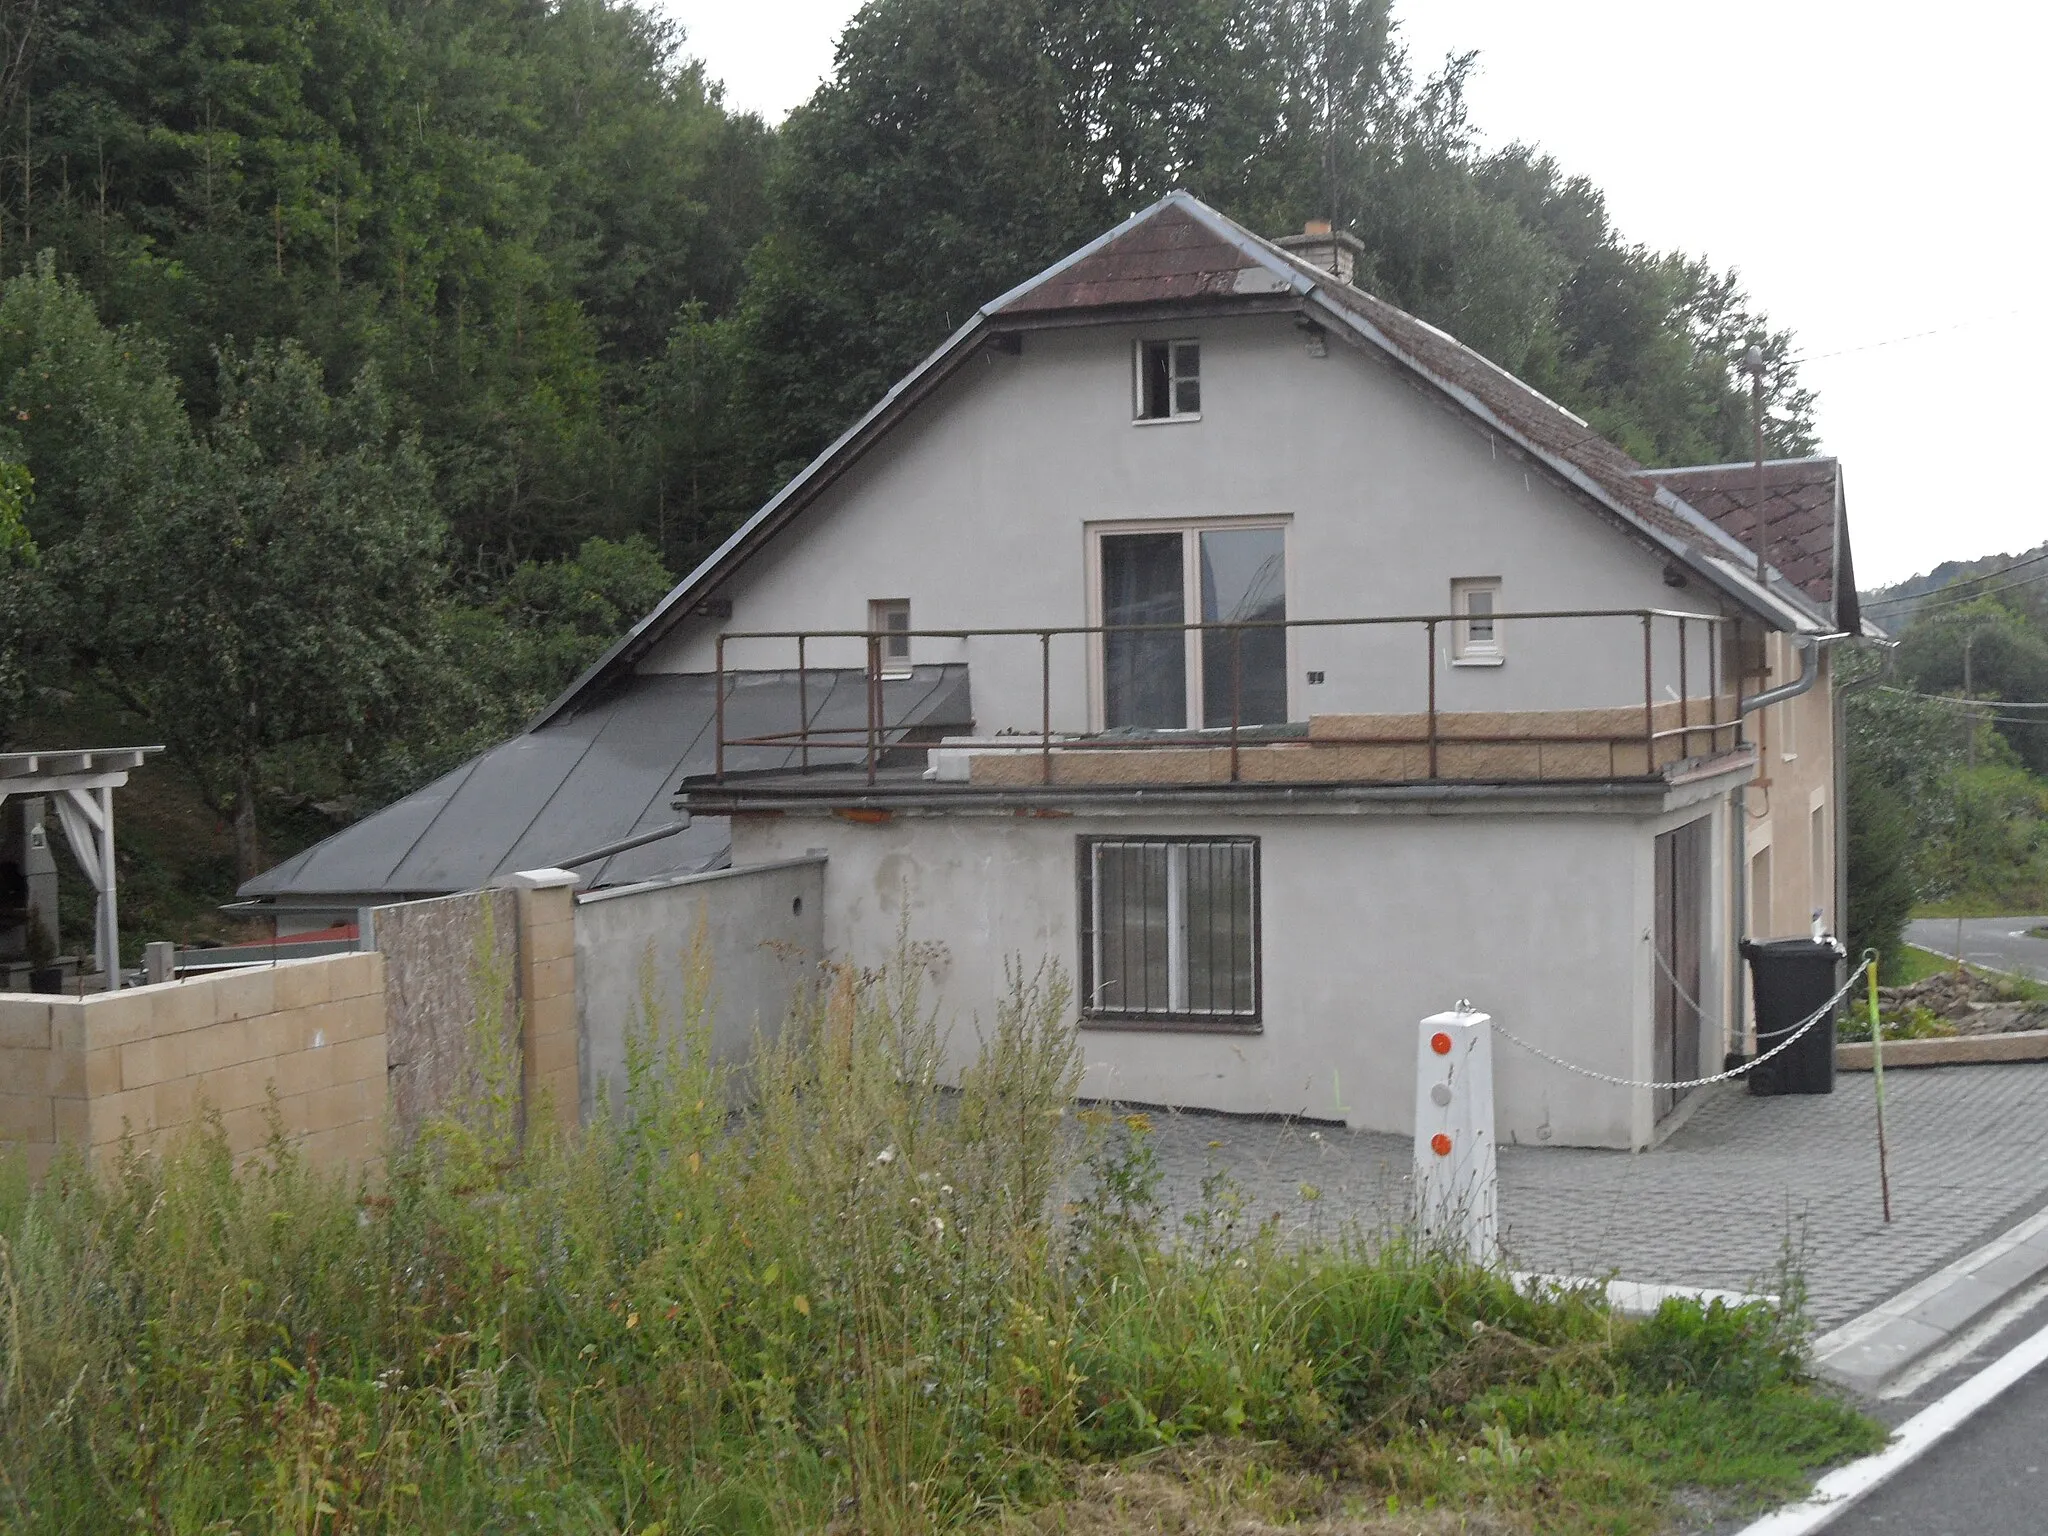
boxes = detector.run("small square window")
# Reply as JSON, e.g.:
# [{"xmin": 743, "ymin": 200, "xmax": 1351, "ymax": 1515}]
[
  {"xmin": 1451, "ymin": 578, "xmax": 1502, "ymax": 663},
  {"xmin": 1136, "ymin": 339, "xmax": 1201, "ymax": 421},
  {"xmin": 869, "ymin": 598, "xmax": 911, "ymax": 677}
]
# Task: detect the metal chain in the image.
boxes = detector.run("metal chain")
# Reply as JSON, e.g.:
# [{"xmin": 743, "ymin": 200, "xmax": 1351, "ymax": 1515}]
[
  {"xmin": 1650, "ymin": 937, "xmax": 1708, "ymax": 1021},
  {"xmin": 1487, "ymin": 960, "xmax": 1870, "ymax": 1092}
]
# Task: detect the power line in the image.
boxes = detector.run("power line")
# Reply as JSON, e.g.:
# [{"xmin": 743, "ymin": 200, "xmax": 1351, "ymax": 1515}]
[
  {"xmin": 1877, "ymin": 687, "xmax": 2048, "ymax": 711},
  {"xmin": 1866, "ymin": 555, "xmax": 2048, "ymax": 614},
  {"xmin": 1788, "ymin": 308, "xmax": 2038, "ymax": 367}
]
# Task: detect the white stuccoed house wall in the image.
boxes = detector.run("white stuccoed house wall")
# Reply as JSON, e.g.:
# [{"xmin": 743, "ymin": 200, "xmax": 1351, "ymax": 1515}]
[
  {"xmin": 729, "ymin": 784, "xmax": 1734, "ymax": 1151},
  {"xmin": 643, "ymin": 312, "xmax": 1723, "ymax": 728}
]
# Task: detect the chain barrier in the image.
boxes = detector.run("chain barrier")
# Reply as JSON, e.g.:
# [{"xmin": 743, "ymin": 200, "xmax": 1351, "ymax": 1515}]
[{"xmin": 1487, "ymin": 959, "xmax": 1870, "ymax": 1092}]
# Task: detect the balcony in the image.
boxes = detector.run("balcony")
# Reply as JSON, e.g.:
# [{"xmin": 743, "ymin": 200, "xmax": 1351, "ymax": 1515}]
[{"xmin": 694, "ymin": 608, "xmax": 1754, "ymax": 800}]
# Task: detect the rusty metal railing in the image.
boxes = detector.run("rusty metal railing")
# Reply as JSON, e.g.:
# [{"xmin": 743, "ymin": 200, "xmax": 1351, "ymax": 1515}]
[{"xmin": 710, "ymin": 608, "xmax": 1741, "ymax": 787}]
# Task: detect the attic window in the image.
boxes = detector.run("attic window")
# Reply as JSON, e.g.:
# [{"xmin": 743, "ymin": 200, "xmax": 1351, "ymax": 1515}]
[
  {"xmin": 1451, "ymin": 578, "xmax": 1503, "ymax": 664},
  {"xmin": 1136, "ymin": 340, "xmax": 1200, "ymax": 421}
]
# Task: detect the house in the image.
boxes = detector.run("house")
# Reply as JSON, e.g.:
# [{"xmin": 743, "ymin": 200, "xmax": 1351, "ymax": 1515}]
[{"xmin": 243, "ymin": 193, "xmax": 1870, "ymax": 1149}]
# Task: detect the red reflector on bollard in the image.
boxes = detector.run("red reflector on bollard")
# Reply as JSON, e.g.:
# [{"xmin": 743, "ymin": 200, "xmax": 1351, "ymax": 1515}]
[
  {"xmin": 1430, "ymin": 1032, "xmax": 1452, "ymax": 1056},
  {"xmin": 1431, "ymin": 1132, "xmax": 1452, "ymax": 1157}
]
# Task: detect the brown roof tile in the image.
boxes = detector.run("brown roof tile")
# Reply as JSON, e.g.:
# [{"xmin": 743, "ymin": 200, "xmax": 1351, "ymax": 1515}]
[
  {"xmin": 1643, "ymin": 460, "xmax": 1845, "ymax": 617},
  {"xmin": 999, "ymin": 203, "xmax": 1260, "ymax": 312}
]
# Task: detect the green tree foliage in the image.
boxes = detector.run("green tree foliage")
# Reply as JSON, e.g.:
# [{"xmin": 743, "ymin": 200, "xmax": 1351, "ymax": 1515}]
[
  {"xmin": 399, "ymin": 534, "xmax": 675, "ymax": 792},
  {"xmin": 9, "ymin": 0, "xmax": 769, "ymax": 566},
  {"xmin": 1896, "ymin": 597, "xmax": 2048, "ymax": 773},
  {"xmin": 737, "ymin": 0, "xmax": 1815, "ymax": 494},
  {"xmin": 86, "ymin": 341, "xmax": 445, "ymax": 880},
  {"xmin": 1844, "ymin": 756, "xmax": 1915, "ymax": 962},
  {"xmin": 0, "ymin": 0, "xmax": 1835, "ymax": 888}
]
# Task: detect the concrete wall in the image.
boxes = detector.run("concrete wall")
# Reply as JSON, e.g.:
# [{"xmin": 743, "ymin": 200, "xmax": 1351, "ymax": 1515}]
[
  {"xmin": 575, "ymin": 857, "xmax": 824, "ymax": 1119},
  {"xmin": 731, "ymin": 800, "xmax": 1733, "ymax": 1150},
  {"xmin": 0, "ymin": 954, "xmax": 387, "ymax": 1178},
  {"xmin": 642, "ymin": 313, "xmax": 1723, "ymax": 728}
]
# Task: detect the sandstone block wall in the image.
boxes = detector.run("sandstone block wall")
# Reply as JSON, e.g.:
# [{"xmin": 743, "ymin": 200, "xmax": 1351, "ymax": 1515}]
[{"xmin": 0, "ymin": 953, "xmax": 387, "ymax": 1178}]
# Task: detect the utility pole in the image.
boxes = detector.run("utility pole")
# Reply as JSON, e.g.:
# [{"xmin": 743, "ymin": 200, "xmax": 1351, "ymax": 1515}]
[
  {"xmin": 1743, "ymin": 345, "xmax": 1768, "ymax": 582},
  {"xmin": 1965, "ymin": 629, "xmax": 1978, "ymax": 768}
]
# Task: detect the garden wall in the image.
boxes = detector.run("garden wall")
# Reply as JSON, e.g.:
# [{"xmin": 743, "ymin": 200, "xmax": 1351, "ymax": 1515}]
[
  {"xmin": 0, "ymin": 953, "xmax": 387, "ymax": 1179},
  {"xmin": 575, "ymin": 857, "xmax": 823, "ymax": 1120},
  {"xmin": 1, "ymin": 868, "xmax": 582, "ymax": 1179}
]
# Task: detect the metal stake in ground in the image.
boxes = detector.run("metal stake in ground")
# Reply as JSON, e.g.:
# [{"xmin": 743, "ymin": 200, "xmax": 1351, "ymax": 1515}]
[{"xmin": 1866, "ymin": 948, "xmax": 1893, "ymax": 1224}]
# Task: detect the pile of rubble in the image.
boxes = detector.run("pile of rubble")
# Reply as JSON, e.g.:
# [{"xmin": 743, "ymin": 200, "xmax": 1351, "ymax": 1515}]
[{"xmin": 1876, "ymin": 967, "xmax": 2048, "ymax": 1037}]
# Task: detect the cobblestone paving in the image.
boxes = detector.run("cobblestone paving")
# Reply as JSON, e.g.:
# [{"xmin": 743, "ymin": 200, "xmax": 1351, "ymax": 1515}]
[{"xmin": 1133, "ymin": 1062, "xmax": 2048, "ymax": 1329}]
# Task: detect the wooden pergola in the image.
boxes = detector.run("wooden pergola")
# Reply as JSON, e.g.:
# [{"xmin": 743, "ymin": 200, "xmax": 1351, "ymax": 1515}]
[{"xmin": 1, "ymin": 747, "xmax": 162, "ymax": 988}]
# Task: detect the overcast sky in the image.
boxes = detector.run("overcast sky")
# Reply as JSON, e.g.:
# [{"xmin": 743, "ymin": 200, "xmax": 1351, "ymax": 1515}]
[{"xmin": 661, "ymin": 1, "xmax": 2044, "ymax": 588}]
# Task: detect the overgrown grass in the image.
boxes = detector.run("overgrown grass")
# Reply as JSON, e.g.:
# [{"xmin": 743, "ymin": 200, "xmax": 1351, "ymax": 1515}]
[
  {"xmin": 1880, "ymin": 942, "xmax": 1962, "ymax": 986},
  {"xmin": 0, "ymin": 941, "xmax": 1883, "ymax": 1533}
]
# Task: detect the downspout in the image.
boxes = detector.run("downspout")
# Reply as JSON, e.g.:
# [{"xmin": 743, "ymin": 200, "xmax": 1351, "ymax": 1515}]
[{"xmin": 1738, "ymin": 631, "xmax": 1847, "ymax": 717}]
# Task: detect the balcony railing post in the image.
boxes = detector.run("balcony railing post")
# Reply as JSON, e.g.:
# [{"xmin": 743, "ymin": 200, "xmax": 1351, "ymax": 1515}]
[
  {"xmin": 1230, "ymin": 624, "xmax": 1243, "ymax": 783},
  {"xmin": 715, "ymin": 633, "xmax": 726, "ymax": 783},
  {"xmin": 1426, "ymin": 618, "xmax": 1439, "ymax": 779},
  {"xmin": 798, "ymin": 633, "xmax": 809, "ymax": 772},
  {"xmin": 1710, "ymin": 616, "xmax": 1722, "ymax": 747},
  {"xmin": 866, "ymin": 633, "xmax": 879, "ymax": 786},
  {"xmin": 1677, "ymin": 615, "xmax": 1689, "ymax": 759},
  {"xmin": 1641, "ymin": 613, "xmax": 1655, "ymax": 773},
  {"xmin": 1040, "ymin": 631, "xmax": 1052, "ymax": 786}
]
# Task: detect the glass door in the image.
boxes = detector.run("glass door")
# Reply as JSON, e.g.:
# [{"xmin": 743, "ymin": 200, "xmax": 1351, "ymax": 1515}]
[
  {"xmin": 1101, "ymin": 532, "xmax": 1187, "ymax": 729},
  {"xmin": 1199, "ymin": 527, "xmax": 1287, "ymax": 728}
]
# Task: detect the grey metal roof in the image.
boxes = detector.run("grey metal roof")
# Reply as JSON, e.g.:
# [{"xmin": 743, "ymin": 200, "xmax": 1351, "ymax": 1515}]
[{"xmin": 239, "ymin": 666, "xmax": 972, "ymax": 905}]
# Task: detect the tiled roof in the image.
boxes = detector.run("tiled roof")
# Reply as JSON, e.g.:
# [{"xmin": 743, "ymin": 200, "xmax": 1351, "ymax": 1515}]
[
  {"xmin": 998, "ymin": 202, "xmax": 1264, "ymax": 311},
  {"xmin": 1640, "ymin": 459, "xmax": 1846, "ymax": 618}
]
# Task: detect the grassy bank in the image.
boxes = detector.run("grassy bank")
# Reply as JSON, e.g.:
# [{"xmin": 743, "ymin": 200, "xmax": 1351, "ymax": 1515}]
[{"xmin": 0, "ymin": 950, "xmax": 1881, "ymax": 1533}]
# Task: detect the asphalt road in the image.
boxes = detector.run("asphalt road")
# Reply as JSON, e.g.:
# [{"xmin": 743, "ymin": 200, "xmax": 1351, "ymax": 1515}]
[
  {"xmin": 1823, "ymin": 1297, "xmax": 2048, "ymax": 1535},
  {"xmin": 1905, "ymin": 916, "xmax": 2048, "ymax": 982}
]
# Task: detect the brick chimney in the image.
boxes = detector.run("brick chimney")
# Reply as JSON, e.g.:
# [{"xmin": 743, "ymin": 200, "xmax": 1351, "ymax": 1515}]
[{"xmin": 1275, "ymin": 219, "xmax": 1366, "ymax": 287}]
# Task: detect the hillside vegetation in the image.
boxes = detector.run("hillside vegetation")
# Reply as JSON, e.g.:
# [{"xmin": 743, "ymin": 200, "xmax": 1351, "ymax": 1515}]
[
  {"xmin": 1848, "ymin": 572, "xmax": 2048, "ymax": 956},
  {"xmin": 0, "ymin": 0, "xmax": 1824, "ymax": 928}
]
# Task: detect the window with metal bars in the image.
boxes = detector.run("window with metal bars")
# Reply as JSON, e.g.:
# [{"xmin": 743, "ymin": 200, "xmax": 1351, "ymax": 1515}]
[{"xmin": 1078, "ymin": 836, "xmax": 1260, "ymax": 1026}]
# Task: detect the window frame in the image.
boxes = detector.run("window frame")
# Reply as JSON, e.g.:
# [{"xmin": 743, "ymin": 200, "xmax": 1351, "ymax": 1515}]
[
  {"xmin": 868, "ymin": 598, "xmax": 912, "ymax": 679},
  {"xmin": 1450, "ymin": 577, "xmax": 1504, "ymax": 665},
  {"xmin": 1077, "ymin": 834, "xmax": 1262, "ymax": 1030},
  {"xmin": 1084, "ymin": 515, "xmax": 1293, "ymax": 732},
  {"xmin": 1133, "ymin": 338, "xmax": 1202, "ymax": 423}
]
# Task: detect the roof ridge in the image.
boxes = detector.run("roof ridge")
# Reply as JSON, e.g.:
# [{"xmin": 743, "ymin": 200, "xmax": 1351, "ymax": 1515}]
[{"xmin": 1640, "ymin": 456, "xmax": 1838, "ymax": 477}]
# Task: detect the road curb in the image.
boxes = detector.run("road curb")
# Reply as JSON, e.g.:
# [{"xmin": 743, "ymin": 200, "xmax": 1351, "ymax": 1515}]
[
  {"xmin": 1836, "ymin": 1029, "xmax": 2048, "ymax": 1069},
  {"xmin": 1810, "ymin": 1203, "xmax": 2048, "ymax": 1393}
]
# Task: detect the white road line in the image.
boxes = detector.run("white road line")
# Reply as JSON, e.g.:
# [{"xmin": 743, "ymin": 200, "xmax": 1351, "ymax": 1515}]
[{"xmin": 1734, "ymin": 1316, "xmax": 2048, "ymax": 1535}]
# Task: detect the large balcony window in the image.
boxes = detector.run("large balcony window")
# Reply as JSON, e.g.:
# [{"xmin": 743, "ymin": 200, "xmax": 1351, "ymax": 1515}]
[{"xmin": 1097, "ymin": 521, "xmax": 1288, "ymax": 732}]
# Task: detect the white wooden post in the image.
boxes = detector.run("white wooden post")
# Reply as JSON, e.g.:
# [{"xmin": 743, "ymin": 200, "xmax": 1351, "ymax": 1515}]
[
  {"xmin": 1413, "ymin": 1001, "xmax": 1498, "ymax": 1264},
  {"xmin": 98, "ymin": 785, "xmax": 120, "ymax": 987}
]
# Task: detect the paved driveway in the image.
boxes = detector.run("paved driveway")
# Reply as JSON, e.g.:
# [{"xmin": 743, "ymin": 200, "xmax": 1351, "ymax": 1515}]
[
  {"xmin": 1907, "ymin": 916, "xmax": 2048, "ymax": 982},
  {"xmin": 1136, "ymin": 1061, "xmax": 2048, "ymax": 1330}
]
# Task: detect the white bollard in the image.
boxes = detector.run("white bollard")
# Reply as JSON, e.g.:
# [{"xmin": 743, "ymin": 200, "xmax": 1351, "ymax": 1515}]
[{"xmin": 1413, "ymin": 1001, "xmax": 1498, "ymax": 1264}]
